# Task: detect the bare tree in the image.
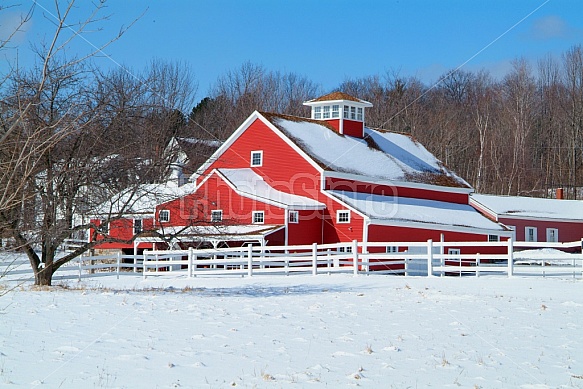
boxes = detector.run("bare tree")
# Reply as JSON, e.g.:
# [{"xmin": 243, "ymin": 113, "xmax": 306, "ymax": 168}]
[{"xmin": 0, "ymin": 0, "xmax": 165, "ymax": 286}]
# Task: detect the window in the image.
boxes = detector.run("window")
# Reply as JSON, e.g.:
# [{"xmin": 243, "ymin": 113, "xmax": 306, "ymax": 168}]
[
  {"xmin": 386, "ymin": 246, "xmax": 399, "ymax": 253},
  {"xmin": 314, "ymin": 106, "xmax": 322, "ymax": 119},
  {"xmin": 252, "ymin": 211, "xmax": 264, "ymax": 224},
  {"xmin": 332, "ymin": 105, "xmax": 340, "ymax": 118},
  {"xmin": 525, "ymin": 226, "xmax": 537, "ymax": 242},
  {"xmin": 488, "ymin": 234, "xmax": 499, "ymax": 242},
  {"xmin": 133, "ymin": 219, "xmax": 142, "ymax": 234},
  {"xmin": 211, "ymin": 210, "xmax": 223, "ymax": 223},
  {"xmin": 448, "ymin": 248, "xmax": 461, "ymax": 256},
  {"xmin": 323, "ymin": 105, "xmax": 330, "ymax": 119},
  {"xmin": 343, "ymin": 105, "xmax": 349, "ymax": 119},
  {"xmin": 337, "ymin": 210, "xmax": 350, "ymax": 223},
  {"xmin": 357, "ymin": 107, "xmax": 363, "ymax": 121},
  {"xmin": 350, "ymin": 106, "xmax": 356, "ymax": 120},
  {"xmin": 288, "ymin": 210, "xmax": 299, "ymax": 224},
  {"xmin": 250, "ymin": 150, "xmax": 263, "ymax": 167},
  {"xmin": 338, "ymin": 245, "xmax": 352, "ymax": 253},
  {"xmin": 99, "ymin": 219, "xmax": 109, "ymax": 234},
  {"xmin": 159, "ymin": 210, "xmax": 170, "ymax": 223},
  {"xmin": 546, "ymin": 228, "xmax": 558, "ymax": 242}
]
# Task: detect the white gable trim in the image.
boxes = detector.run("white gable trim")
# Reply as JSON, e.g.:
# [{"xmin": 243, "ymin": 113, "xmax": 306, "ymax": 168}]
[
  {"xmin": 192, "ymin": 112, "xmax": 263, "ymax": 181},
  {"xmin": 192, "ymin": 111, "xmax": 324, "ymax": 182},
  {"xmin": 468, "ymin": 197, "xmax": 498, "ymax": 221},
  {"xmin": 319, "ymin": 189, "xmax": 369, "ymax": 221},
  {"xmin": 324, "ymin": 171, "xmax": 473, "ymax": 195}
]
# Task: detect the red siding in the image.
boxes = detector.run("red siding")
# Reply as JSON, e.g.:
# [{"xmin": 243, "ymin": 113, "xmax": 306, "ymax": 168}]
[
  {"xmin": 368, "ymin": 224, "xmax": 508, "ymax": 255},
  {"xmin": 498, "ymin": 217, "xmax": 583, "ymax": 244},
  {"xmin": 326, "ymin": 177, "xmax": 469, "ymax": 204},
  {"xmin": 342, "ymin": 119, "xmax": 364, "ymax": 138},
  {"xmin": 157, "ymin": 171, "xmax": 286, "ymax": 227},
  {"xmin": 287, "ymin": 210, "xmax": 323, "ymax": 245},
  {"xmin": 199, "ymin": 118, "xmax": 321, "ymax": 200},
  {"xmin": 325, "ymin": 119, "xmax": 341, "ymax": 133}
]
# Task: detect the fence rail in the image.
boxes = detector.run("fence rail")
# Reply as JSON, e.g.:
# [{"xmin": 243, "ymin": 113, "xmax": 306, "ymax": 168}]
[{"xmin": 2, "ymin": 238, "xmax": 583, "ymax": 282}]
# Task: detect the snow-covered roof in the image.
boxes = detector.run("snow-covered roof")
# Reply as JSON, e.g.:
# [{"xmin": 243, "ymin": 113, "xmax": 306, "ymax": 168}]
[
  {"xmin": 470, "ymin": 193, "xmax": 583, "ymax": 221},
  {"xmin": 157, "ymin": 224, "xmax": 285, "ymax": 242},
  {"xmin": 217, "ymin": 168, "xmax": 326, "ymax": 210},
  {"xmin": 92, "ymin": 182, "xmax": 197, "ymax": 216},
  {"xmin": 264, "ymin": 113, "xmax": 469, "ymax": 188},
  {"xmin": 330, "ymin": 190, "xmax": 505, "ymax": 232}
]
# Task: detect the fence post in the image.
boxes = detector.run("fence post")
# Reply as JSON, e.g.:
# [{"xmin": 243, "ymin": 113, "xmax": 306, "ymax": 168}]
[
  {"xmin": 427, "ymin": 239, "xmax": 434, "ymax": 277},
  {"xmin": 476, "ymin": 253, "xmax": 480, "ymax": 278},
  {"xmin": 352, "ymin": 240, "xmax": 359, "ymax": 275},
  {"xmin": 247, "ymin": 244, "xmax": 253, "ymax": 277},
  {"xmin": 507, "ymin": 238, "xmax": 514, "ymax": 277},
  {"xmin": 581, "ymin": 238, "xmax": 583, "ymax": 278},
  {"xmin": 312, "ymin": 242, "xmax": 318, "ymax": 276},
  {"xmin": 116, "ymin": 252, "xmax": 121, "ymax": 280},
  {"xmin": 143, "ymin": 251, "xmax": 148, "ymax": 280},
  {"xmin": 188, "ymin": 247, "xmax": 193, "ymax": 278},
  {"xmin": 78, "ymin": 256, "xmax": 82, "ymax": 282},
  {"xmin": 404, "ymin": 256, "xmax": 409, "ymax": 277},
  {"xmin": 133, "ymin": 251, "xmax": 138, "ymax": 273},
  {"xmin": 362, "ymin": 240, "xmax": 369, "ymax": 274}
]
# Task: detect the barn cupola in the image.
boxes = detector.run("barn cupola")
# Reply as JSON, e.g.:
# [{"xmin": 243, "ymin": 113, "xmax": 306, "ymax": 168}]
[{"xmin": 303, "ymin": 92, "xmax": 373, "ymax": 138}]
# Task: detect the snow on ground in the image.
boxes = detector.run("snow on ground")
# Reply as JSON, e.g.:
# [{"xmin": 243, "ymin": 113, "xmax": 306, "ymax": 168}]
[{"xmin": 1, "ymin": 271, "xmax": 583, "ymax": 388}]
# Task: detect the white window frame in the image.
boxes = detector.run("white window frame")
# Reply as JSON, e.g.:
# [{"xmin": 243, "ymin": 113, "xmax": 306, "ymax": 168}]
[
  {"xmin": 337, "ymin": 210, "xmax": 350, "ymax": 224},
  {"xmin": 323, "ymin": 105, "xmax": 330, "ymax": 119},
  {"xmin": 159, "ymin": 210, "xmax": 170, "ymax": 223},
  {"xmin": 133, "ymin": 218, "xmax": 142, "ymax": 234},
  {"xmin": 525, "ymin": 226, "xmax": 537, "ymax": 242},
  {"xmin": 211, "ymin": 210, "xmax": 223, "ymax": 223},
  {"xmin": 250, "ymin": 150, "xmax": 263, "ymax": 167},
  {"xmin": 386, "ymin": 246, "xmax": 399, "ymax": 253},
  {"xmin": 338, "ymin": 245, "xmax": 352, "ymax": 253},
  {"xmin": 487, "ymin": 234, "xmax": 499, "ymax": 242},
  {"xmin": 252, "ymin": 211, "xmax": 265, "ymax": 224},
  {"xmin": 546, "ymin": 228, "xmax": 558, "ymax": 242},
  {"xmin": 288, "ymin": 210, "xmax": 299, "ymax": 224},
  {"xmin": 314, "ymin": 106, "xmax": 322, "ymax": 119},
  {"xmin": 357, "ymin": 107, "xmax": 363, "ymax": 121},
  {"xmin": 350, "ymin": 106, "xmax": 356, "ymax": 120},
  {"xmin": 343, "ymin": 105, "xmax": 349, "ymax": 119},
  {"xmin": 332, "ymin": 105, "xmax": 340, "ymax": 118}
]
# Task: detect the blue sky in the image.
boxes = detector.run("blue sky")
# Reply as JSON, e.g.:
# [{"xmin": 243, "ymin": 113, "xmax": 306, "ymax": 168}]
[{"xmin": 2, "ymin": 0, "xmax": 583, "ymax": 102}]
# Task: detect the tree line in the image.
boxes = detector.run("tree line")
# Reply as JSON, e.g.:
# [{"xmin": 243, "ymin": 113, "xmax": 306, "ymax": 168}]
[{"xmin": 189, "ymin": 52, "xmax": 583, "ymax": 199}]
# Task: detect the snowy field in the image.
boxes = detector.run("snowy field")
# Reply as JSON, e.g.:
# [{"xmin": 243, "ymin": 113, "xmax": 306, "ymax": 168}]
[{"xmin": 1, "ymin": 271, "xmax": 583, "ymax": 388}]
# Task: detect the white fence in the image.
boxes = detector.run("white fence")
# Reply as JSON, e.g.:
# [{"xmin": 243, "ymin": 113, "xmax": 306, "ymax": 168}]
[
  {"xmin": 139, "ymin": 239, "xmax": 583, "ymax": 279},
  {"xmin": 2, "ymin": 239, "xmax": 583, "ymax": 282}
]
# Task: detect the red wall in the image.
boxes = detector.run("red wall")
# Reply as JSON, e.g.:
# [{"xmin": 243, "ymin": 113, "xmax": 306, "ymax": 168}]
[
  {"xmin": 342, "ymin": 119, "xmax": 364, "ymax": 138},
  {"xmin": 90, "ymin": 217, "xmax": 154, "ymax": 250},
  {"xmin": 367, "ymin": 224, "xmax": 508, "ymax": 255},
  {"xmin": 157, "ymin": 171, "xmax": 285, "ymax": 227},
  {"xmin": 326, "ymin": 177, "xmax": 469, "ymax": 204},
  {"xmin": 499, "ymin": 217, "xmax": 583, "ymax": 243},
  {"xmin": 199, "ymin": 118, "xmax": 322, "ymax": 200}
]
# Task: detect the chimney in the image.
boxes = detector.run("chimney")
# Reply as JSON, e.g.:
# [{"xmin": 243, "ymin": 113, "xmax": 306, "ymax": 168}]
[{"xmin": 556, "ymin": 188, "xmax": 564, "ymax": 200}]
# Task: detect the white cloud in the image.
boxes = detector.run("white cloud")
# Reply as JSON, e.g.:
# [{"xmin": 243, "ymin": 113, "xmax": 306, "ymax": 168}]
[{"xmin": 529, "ymin": 15, "xmax": 574, "ymax": 40}]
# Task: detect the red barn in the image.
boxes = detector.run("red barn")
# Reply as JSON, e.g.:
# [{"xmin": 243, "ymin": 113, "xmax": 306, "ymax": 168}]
[
  {"xmin": 470, "ymin": 193, "xmax": 583, "ymax": 245},
  {"xmin": 153, "ymin": 92, "xmax": 509, "ymax": 254}
]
